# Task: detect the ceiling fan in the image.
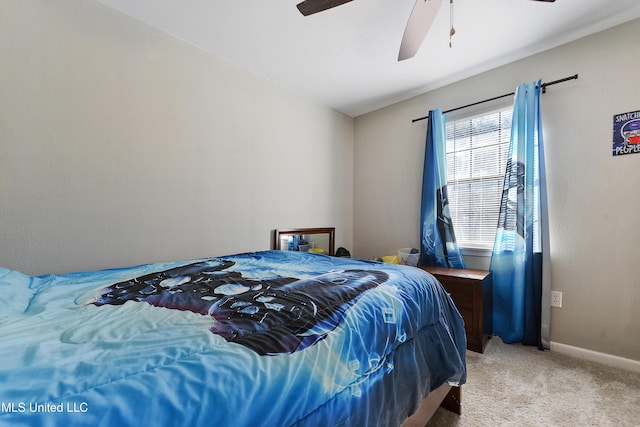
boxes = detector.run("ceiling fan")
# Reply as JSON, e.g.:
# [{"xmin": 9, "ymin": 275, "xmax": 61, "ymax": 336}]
[{"xmin": 296, "ymin": 0, "xmax": 556, "ymax": 61}]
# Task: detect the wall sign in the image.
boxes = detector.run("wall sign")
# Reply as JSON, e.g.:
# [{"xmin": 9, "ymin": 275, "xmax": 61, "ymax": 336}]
[{"xmin": 612, "ymin": 109, "xmax": 640, "ymax": 156}]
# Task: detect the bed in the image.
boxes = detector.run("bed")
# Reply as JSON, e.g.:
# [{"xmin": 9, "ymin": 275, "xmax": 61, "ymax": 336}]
[{"xmin": 0, "ymin": 250, "xmax": 466, "ymax": 426}]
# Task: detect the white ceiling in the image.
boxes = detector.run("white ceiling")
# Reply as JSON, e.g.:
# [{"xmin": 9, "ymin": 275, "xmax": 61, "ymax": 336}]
[{"xmin": 95, "ymin": 0, "xmax": 640, "ymax": 117}]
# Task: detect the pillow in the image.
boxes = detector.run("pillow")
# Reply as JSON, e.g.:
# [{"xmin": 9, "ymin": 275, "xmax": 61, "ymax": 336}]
[{"xmin": 0, "ymin": 267, "xmax": 36, "ymax": 315}]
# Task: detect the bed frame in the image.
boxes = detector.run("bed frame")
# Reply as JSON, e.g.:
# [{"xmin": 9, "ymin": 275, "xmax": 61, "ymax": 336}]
[{"xmin": 403, "ymin": 383, "xmax": 461, "ymax": 426}]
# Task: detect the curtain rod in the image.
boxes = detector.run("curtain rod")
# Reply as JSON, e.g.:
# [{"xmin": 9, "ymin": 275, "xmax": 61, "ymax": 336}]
[{"xmin": 411, "ymin": 74, "xmax": 579, "ymax": 123}]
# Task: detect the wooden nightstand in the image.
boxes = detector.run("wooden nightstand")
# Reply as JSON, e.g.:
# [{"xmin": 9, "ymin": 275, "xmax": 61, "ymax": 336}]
[{"xmin": 419, "ymin": 266, "xmax": 492, "ymax": 353}]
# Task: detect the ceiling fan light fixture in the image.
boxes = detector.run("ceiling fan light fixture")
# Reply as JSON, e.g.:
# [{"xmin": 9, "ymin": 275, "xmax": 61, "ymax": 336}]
[{"xmin": 297, "ymin": 0, "xmax": 557, "ymax": 61}]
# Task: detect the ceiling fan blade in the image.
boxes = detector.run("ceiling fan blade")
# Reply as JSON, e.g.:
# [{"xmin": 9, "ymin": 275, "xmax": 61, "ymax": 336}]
[
  {"xmin": 532, "ymin": 0, "xmax": 556, "ymax": 2},
  {"xmin": 398, "ymin": 0, "xmax": 444, "ymax": 61},
  {"xmin": 296, "ymin": 0, "xmax": 354, "ymax": 16}
]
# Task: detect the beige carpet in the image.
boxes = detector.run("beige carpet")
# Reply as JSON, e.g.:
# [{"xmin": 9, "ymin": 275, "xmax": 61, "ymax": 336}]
[{"xmin": 426, "ymin": 337, "xmax": 640, "ymax": 426}]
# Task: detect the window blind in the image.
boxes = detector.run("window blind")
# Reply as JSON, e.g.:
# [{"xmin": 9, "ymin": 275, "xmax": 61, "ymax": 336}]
[{"xmin": 445, "ymin": 108, "xmax": 512, "ymax": 249}]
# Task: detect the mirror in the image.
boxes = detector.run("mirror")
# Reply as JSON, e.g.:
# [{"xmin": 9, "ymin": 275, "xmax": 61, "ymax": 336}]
[{"xmin": 273, "ymin": 227, "xmax": 335, "ymax": 256}]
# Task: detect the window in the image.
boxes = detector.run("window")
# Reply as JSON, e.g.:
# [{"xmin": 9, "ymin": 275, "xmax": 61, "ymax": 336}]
[{"xmin": 445, "ymin": 107, "xmax": 512, "ymax": 249}]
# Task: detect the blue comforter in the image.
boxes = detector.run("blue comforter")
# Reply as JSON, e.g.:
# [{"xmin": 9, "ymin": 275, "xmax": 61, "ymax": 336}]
[{"xmin": 0, "ymin": 251, "xmax": 466, "ymax": 427}]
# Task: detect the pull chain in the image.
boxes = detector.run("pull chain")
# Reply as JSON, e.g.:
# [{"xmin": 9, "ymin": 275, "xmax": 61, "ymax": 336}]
[{"xmin": 449, "ymin": 0, "xmax": 455, "ymax": 48}]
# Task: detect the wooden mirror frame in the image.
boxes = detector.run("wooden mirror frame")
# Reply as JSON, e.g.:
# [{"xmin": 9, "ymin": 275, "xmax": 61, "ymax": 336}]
[{"xmin": 273, "ymin": 227, "xmax": 335, "ymax": 256}]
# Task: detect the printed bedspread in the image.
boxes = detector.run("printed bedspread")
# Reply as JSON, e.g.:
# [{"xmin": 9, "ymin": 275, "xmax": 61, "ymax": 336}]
[{"xmin": 0, "ymin": 250, "xmax": 466, "ymax": 427}]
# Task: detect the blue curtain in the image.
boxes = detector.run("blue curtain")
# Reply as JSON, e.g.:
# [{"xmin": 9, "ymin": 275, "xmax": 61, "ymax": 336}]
[
  {"xmin": 420, "ymin": 109, "xmax": 466, "ymax": 268},
  {"xmin": 490, "ymin": 81, "xmax": 549, "ymax": 348}
]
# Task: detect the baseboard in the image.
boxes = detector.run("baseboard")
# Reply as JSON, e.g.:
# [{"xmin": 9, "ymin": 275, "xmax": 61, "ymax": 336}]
[{"xmin": 550, "ymin": 341, "xmax": 640, "ymax": 373}]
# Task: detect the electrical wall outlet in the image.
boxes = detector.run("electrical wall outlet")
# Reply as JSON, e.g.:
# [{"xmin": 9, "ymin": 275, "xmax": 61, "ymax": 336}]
[{"xmin": 551, "ymin": 291, "xmax": 563, "ymax": 308}]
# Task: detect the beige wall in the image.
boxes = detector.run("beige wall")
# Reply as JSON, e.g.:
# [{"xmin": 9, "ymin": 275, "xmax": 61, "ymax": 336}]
[
  {"xmin": 354, "ymin": 19, "xmax": 640, "ymax": 361},
  {"xmin": 0, "ymin": 0, "xmax": 354, "ymax": 275}
]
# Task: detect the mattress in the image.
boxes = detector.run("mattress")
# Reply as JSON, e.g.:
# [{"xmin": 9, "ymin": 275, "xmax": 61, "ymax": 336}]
[{"xmin": 0, "ymin": 250, "xmax": 466, "ymax": 426}]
